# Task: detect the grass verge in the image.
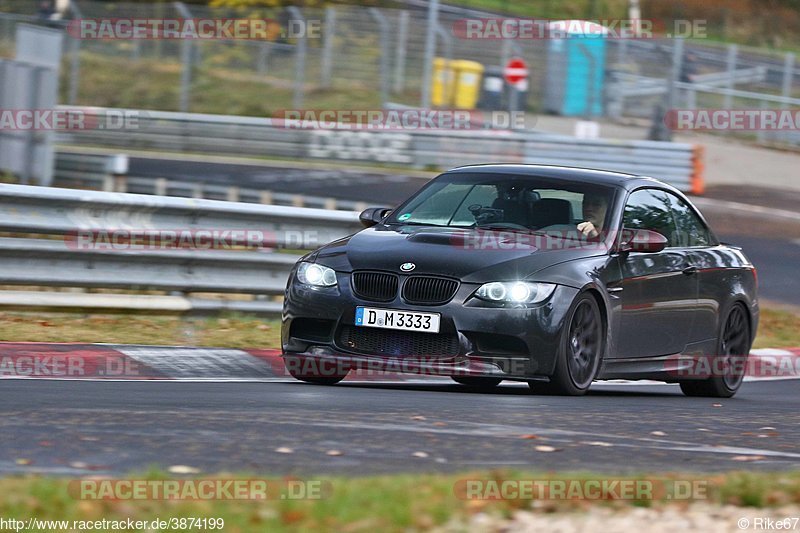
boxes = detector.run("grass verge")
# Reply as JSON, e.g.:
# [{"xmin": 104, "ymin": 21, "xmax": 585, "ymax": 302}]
[
  {"xmin": 0, "ymin": 307, "xmax": 796, "ymax": 350},
  {"xmin": 60, "ymin": 51, "xmax": 416, "ymax": 117},
  {"xmin": 0, "ymin": 312, "xmax": 281, "ymax": 349},
  {"xmin": 0, "ymin": 470, "xmax": 799, "ymax": 532},
  {"xmin": 752, "ymin": 308, "xmax": 800, "ymax": 349}
]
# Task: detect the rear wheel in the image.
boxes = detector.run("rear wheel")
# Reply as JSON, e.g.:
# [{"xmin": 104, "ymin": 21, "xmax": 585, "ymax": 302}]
[
  {"xmin": 451, "ymin": 376, "xmax": 502, "ymax": 388},
  {"xmin": 530, "ymin": 293, "xmax": 604, "ymax": 396},
  {"xmin": 679, "ymin": 303, "xmax": 750, "ymax": 398},
  {"xmin": 283, "ymin": 356, "xmax": 349, "ymax": 385}
]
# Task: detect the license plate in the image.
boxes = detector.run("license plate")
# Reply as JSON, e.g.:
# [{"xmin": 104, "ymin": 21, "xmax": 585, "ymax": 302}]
[{"xmin": 355, "ymin": 307, "xmax": 441, "ymax": 334}]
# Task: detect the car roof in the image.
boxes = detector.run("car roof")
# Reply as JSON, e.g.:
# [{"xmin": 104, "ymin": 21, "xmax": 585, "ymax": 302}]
[{"xmin": 445, "ymin": 164, "xmax": 664, "ymax": 190}]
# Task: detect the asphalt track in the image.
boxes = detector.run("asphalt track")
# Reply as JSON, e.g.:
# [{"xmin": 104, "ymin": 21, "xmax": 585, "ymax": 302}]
[
  {"xmin": 127, "ymin": 157, "xmax": 429, "ymax": 203},
  {"xmin": 2, "ymin": 378, "xmax": 799, "ymax": 476}
]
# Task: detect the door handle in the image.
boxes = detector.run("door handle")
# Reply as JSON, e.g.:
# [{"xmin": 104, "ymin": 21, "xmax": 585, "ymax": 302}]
[{"xmin": 682, "ymin": 266, "xmax": 698, "ymax": 275}]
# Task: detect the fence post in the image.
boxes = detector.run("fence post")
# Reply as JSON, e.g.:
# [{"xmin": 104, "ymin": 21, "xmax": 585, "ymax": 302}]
[
  {"xmin": 652, "ymin": 38, "xmax": 683, "ymax": 142},
  {"xmin": 20, "ymin": 66, "xmax": 35, "ymax": 185},
  {"xmin": 320, "ymin": 6, "xmax": 335, "ymax": 88},
  {"xmin": 393, "ymin": 11, "xmax": 409, "ymax": 94},
  {"xmin": 257, "ymin": 42, "xmax": 269, "ymax": 75},
  {"xmin": 420, "ymin": 0, "xmax": 439, "ymax": 109},
  {"xmin": 616, "ymin": 38, "xmax": 628, "ymax": 66},
  {"xmin": 779, "ymin": 52, "xmax": 795, "ymax": 146},
  {"xmin": 288, "ymin": 7, "xmax": 306, "ymax": 109},
  {"xmin": 174, "ymin": 2, "xmax": 194, "ymax": 112},
  {"xmin": 153, "ymin": 1, "xmax": 164, "ymax": 59},
  {"xmin": 67, "ymin": 36, "xmax": 80, "ymax": 105},
  {"xmin": 179, "ymin": 40, "xmax": 193, "ymax": 112},
  {"xmin": 607, "ymin": 71, "xmax": 622, "ymax": 120},
  {"xmin": 723, "ymin": 44, "xmax": 737, "ymax": 111},
  {"xmin": 781, "ymin": 52, "xmax": 795, "ymax": 105},
  {"xmin": 500, "ymin": 40, "xmax": 510, "ymax": 71},
  {"xmin": 369, "ymin": 8, "xmax": 390, "ymax": 108},
  {"xmin": 686, "ymin": 84, "xmax": 696, "ymax": 110},
  {"xmin": 436, "ymin": 23, "xmax": 453, "ymax": 66},
  {"xmin": 67, "ymin": 2, "xmax": 83, "ymax": 105}
]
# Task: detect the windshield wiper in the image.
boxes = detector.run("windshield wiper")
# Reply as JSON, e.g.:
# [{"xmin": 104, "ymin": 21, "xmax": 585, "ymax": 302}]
[{"xmin": 474, "ymin": 224, "xmax": 544, "ymax": 235}]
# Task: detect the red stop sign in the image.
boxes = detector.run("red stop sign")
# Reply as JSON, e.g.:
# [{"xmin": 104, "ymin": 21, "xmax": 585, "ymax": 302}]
[{"xmin": 504, "ymin": 58, "xmax": 528, "ymax": 84}]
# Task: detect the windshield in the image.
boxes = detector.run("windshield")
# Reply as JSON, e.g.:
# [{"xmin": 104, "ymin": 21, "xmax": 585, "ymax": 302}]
[{"xmin": 386, "ymin": 173, "xmax": 617, "ymax": 237}]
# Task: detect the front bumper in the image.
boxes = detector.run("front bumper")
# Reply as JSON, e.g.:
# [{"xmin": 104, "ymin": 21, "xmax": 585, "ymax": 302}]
[{"xmin": 281, "ymin": 271, "xmax": 578, "ymax": 380}]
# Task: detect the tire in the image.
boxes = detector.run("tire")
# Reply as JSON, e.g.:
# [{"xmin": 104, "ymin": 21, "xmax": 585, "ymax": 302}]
[
  {"xmin": 530, "ymin": 293, "xmax": 604, "ymax": 396},
  {"xmin": 679, "ymin": 303, "xmax": 750, "ymax": 398},
  {"xmin": 283, "ymin": 356, "xmax": 349, "ymax": 385},
  {"xmin": 451, "ymin": 376, "xmax": 502, "ymax": 388}
]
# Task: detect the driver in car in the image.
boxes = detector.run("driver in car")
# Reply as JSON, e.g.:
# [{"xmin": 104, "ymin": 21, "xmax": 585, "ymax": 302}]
[{"xmin": 577, "ymin": 193, "xmax": 608, "ymax": 239}]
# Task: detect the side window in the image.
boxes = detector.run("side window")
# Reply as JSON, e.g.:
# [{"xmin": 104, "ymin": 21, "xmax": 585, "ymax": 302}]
[
  {"xmin": 623, "ymin": 189, "xmax": 678, "ymax": 246},
  {"xmin": 664, "ymin": 192, "xmax": 712, "ymax": 247}
]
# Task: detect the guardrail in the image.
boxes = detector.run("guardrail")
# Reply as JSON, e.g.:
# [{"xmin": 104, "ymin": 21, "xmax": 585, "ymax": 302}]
[
  {"xmin": 0, "ymin": 183, "xmax": 362, "ymax": 315},
  {"xmin": 53, "ymin": 151, "xmax": 369, "ymax": 211},
  {"xmin": 55, "ymin": 106, "xmax": 704, "ymax": 194},
  {"xmin": 615, "ymin": 68, "xmax": 768, "ymax": 98}
]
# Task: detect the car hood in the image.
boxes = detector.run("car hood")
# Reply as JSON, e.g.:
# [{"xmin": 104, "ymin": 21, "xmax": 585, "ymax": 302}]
[{"xmin": 312, "ymin": 225, "xmax": 606, "ymax": 283}]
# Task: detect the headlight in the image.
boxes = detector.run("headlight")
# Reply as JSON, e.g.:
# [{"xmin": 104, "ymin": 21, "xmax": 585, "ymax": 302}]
[
  {"xmin": 296, "ymin": 262, "xmax": 337, "ymax": 287},
  {"xmin": 475, "ymin": 282, "xmax": 556, "ymax": 304}
]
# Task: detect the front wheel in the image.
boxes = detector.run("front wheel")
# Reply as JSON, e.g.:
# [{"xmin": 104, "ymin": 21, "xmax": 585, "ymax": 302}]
[
  {"xmin": 283, "ymin": 356, "xmax": 349, "ymax": 385},
  {"xmin": 679, "ymin": 303, "xmax": 750, "ymax": 398},
  {"xmin": 530, "ymin": 293, "xmax": 604, "ymax": 396}
]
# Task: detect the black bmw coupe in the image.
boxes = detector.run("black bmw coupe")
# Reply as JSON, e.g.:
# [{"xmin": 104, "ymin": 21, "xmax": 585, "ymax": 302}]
[{"xmin": 281, "ymin": 165, "xmax": 758, "ymax": 397}]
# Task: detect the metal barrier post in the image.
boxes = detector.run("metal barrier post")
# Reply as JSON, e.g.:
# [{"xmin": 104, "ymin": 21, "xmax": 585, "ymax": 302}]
[
  {"xmin": 723, "ymin": 44, "xmax": 738, "ymax": 111},
  {"xmin": 781, "ymin": 52, "xmax": 795, "ymax": 106}
]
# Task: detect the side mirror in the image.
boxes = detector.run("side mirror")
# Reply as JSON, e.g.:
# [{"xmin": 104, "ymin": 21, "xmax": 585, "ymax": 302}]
[
  {"xmin": 359, "ymin": 207, "xmax": 392, "ymax": 228},
  {"xmin": 619, "ymin": 228, "xmax": 667, "ymax": 254}
]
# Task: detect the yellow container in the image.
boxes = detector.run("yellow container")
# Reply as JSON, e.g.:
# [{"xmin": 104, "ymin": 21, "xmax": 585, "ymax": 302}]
[
  {"xmin": 450, "ymin": 60, "xmax": 484, "ymax": 109},
  {"xmin": 431, "ymin": 57, "xmax": 454, "ymax": 107}
]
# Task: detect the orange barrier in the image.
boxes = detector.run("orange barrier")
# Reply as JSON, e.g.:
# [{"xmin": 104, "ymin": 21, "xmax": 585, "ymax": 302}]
[{"xmin": 691, "ymin": 145, "xmax": 705, "ymax": 195}]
